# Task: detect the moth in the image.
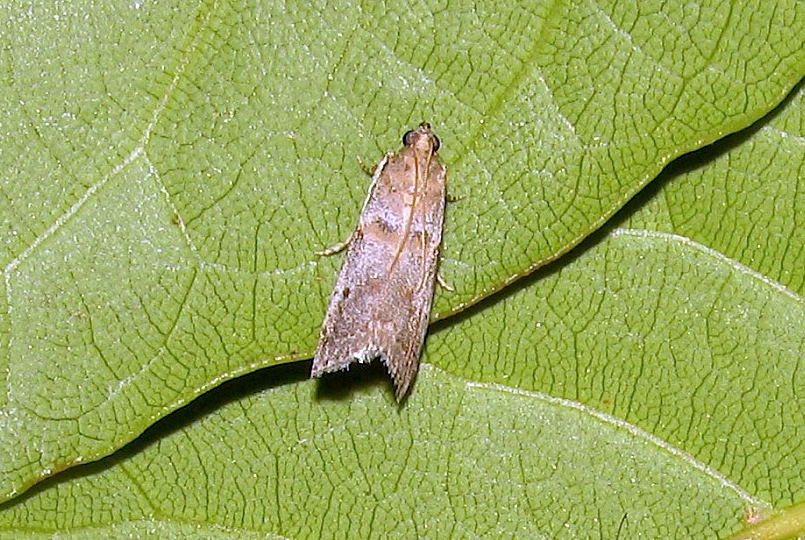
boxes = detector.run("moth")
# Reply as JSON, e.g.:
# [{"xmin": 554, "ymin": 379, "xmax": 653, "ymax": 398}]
[{"xmin": 312, "ymin": 122, "xmax": 447, "ymax": 400}]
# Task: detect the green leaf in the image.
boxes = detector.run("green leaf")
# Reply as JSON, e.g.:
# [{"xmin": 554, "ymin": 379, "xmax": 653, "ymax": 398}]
[
  {"xmin": 624, "ymin": 84, "xmax": 805, "ymax": 296},
  {"xmin": 2, "ymin": 92, "xmax": 804, "ymax": 533},
  {"xmin": 0, "ymin": 364, "xmax": 765, "ymax": 538},
  {"xmin": 0, "ymin": 0, "xmax": 803, "ymax": 536}
]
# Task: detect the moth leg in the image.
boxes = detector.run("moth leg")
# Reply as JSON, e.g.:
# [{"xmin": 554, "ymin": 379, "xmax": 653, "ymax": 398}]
[
  {"xmin": 446, "ymin": 193, "xmax": 464, "ymax": 203},
  {"xmin": 359, "ymin": 151, "xmax": 394, "ymax": 177},
  {"xmin": 315, "ymin": 234, "xmax": 352, "ymax": 256},
  {"xmin": 436, "ymin": 272, "xmax": 455, "ymax": 292},
  {"xmin": 356, "ymin": 157, "xmax": 375, "ymax": 177}
]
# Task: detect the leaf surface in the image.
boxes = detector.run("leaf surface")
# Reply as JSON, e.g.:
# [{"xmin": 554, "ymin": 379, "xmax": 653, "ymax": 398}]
[{"xmin": 0, "ymin": 1, "xmax": 802, "ymax": 535}]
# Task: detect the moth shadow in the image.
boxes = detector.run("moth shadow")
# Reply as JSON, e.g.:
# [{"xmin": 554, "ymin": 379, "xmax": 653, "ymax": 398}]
[{"xmin": 314, "ymin": 361, "xmax": 397, "ymax": 402}]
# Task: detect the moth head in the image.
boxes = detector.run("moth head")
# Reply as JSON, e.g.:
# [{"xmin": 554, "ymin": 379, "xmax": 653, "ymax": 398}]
[{"xmin": 403, "ymin": 123, "xmax": 440, "ymax": 153}]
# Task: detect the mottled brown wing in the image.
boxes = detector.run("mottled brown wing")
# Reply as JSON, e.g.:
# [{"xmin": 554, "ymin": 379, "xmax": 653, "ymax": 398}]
[{"xmin": 313, "ymin": 125, "xmax": 446, "ymax": 400}]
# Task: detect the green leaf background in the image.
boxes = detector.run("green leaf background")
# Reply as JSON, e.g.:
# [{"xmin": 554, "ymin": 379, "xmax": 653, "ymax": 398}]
[{"xmin": 0, "ymin": 0, "xmax": 803, "ymax": 538}]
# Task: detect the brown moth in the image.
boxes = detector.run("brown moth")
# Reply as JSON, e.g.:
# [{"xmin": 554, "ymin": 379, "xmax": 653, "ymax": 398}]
[{"xmin": 312, "ymin": 122, "xmax": 446, "ymax": 400}]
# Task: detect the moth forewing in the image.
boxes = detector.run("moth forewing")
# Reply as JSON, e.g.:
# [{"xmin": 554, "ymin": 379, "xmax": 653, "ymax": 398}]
[{"xmin": 312, "ymin": 123, "xmax": 446, "ymax": 400}]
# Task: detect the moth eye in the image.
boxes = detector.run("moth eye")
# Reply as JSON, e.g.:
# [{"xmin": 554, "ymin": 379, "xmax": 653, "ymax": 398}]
[
  {"xmin": 402, "ymin": 129, "xmax": 415, "ymax": 146},
  {"xmin": 431, "ymin": 135, "xmax": 440, "ymax": 152}
]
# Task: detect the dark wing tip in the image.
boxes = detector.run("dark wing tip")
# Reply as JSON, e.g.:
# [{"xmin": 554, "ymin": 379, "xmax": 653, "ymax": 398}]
[{"xmin": 381, "ymin": 354, "xmax": 417, "ymax": 402}]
